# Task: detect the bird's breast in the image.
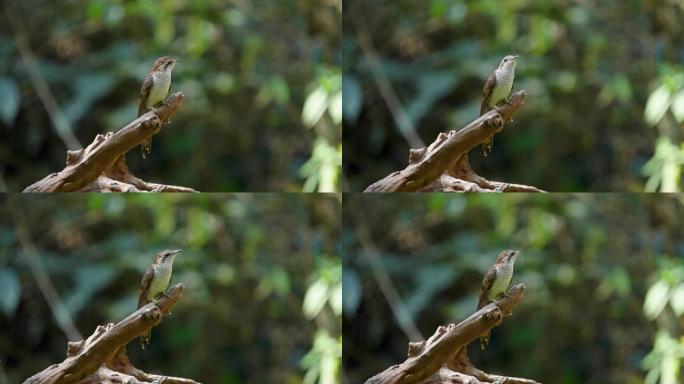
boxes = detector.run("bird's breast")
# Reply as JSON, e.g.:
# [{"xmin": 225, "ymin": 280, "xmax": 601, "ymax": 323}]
[
  {"xmin": 488, "ymin": 69, "xmax": 515, "ymax": 107},
  {"xmin": 146, "ymin": 72, "xmax": 172, "ymax": 109},
  {"xmin": 147, "ymin": 264, "xmax": 172, "ymax": 300},
  {"xmin": 487, "ymin": 264, "xmax": 514, "ymax": 300}
]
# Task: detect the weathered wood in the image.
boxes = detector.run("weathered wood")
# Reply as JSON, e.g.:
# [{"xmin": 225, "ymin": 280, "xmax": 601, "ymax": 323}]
[
  {"xmin": 23, "ymin": 284, "xmax": 200, "ymax": 384},
  {"xmin": 364, "ymin": 284, "xmax": 540, "ymax": 384},
  {"xmin": 23, "ymin": 92, "xmax": 196, "ymax": 193},
  {"xmin": 365, "ymin": 91, "xmax": 543, "ymax": 193}
]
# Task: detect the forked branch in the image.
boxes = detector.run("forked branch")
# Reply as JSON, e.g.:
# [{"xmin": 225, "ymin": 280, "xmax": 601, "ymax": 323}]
[
  {"xmin": 364, "ymin": 284, "xmax": 540, "ymax": 384},
  {"xmin": 364, "ymin": 91, "xmax": 543, "ymax": 193},
  {"xmin": 23, "ymin": 283, "xmax": 200, "ymax": 384},
  {"xmin": 23, "ymin": 92, "xmax": 196, "ymax": 193}
]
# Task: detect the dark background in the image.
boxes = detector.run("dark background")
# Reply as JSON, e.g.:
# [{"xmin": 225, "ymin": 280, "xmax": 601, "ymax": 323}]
[
  {"xmin": 0, "ymin": 0, "xmax": 341, "ymax": 192},
  {"xmin": 343, "ymin": 0, "xmax": 684, "ymax": 192},
  {"xmin": 342, "ymin": 194, "xmax": 684, "ymax": 383},
  {"xmin": 0, "ymin": 194, "xmax": 341, "ymax": 383}
]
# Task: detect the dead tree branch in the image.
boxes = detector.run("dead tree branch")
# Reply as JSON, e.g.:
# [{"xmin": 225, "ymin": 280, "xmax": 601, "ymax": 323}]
[
  {"xmin": 364, "ymin": 284, "xmax": 540, "ymax": 384},
  {"xmin": 23, "ymin": 92, "xmax": 197, "ymax": 192},
  {"xmin": 364, "ymin": 91, "xmax": 543, "ymax": 192},
  {"xmin": 23, "ymin": 283, "xmax": 201, "ymax": 384}
]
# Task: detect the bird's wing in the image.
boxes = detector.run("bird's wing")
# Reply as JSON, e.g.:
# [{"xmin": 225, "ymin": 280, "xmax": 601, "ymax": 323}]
[
  {"xmin": 137, "ymin": 74, "xmax": 153, "ymax": 117},
  {"xmin": 477, "ymin": 266, "xmax": 497, "ymax": 310},
  {"xmin": 479, "ymin": 72, "xmax": 497, "ymax": 116},
  {"xmin": 137, "ymin": 265, "xmax": 155, "ymax": 309}
]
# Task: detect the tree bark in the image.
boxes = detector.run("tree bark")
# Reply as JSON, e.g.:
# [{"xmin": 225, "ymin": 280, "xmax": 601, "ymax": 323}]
[
  {"xmin": 23, "ymin": 283, "xmax": 201, "ymax": 384},
  {"xmin": 364, "ymin": 284, "xmax": 540, "ymax": 384},
  {"xmin": 23, "ymin": 92, "xmax": 197, "ymax": 193},
  {"xmin": 364, "ymin": 91, "xmax": 543, "ymax": 193}
]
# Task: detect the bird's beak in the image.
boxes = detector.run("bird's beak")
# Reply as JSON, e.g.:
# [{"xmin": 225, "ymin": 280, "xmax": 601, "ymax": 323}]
[
  {"xmin": 171, "ymin": 249, "xmax": 182, "ymax": 255},
  {"xmin": 173, "ymin": 59, "xmax": 180, "ymax": 63}
]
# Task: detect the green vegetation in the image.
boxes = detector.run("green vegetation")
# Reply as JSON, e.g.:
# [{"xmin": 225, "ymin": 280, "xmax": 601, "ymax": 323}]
[
  {"xmin": 343, "ymin": 0, "xmax": 684, "ymax": 192},
  {"xmin": 0, "ymin": 194, "xmax": 341, "ymax": 383},
  {"xmin": 0, "ymin": 0, "xmax": 341, "ymax": 192},
  {"xmin": 343, "ymin": 194, "xmax": 684, "ymax": 383}
]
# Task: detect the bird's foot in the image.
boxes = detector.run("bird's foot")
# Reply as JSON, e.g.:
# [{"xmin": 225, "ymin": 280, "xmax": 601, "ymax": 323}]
[
  {"xmin": 152, "ymin": 292, "xmax": 173, "ymax": 315},
  {"xmin": 495, "ymin": 292, "xmax": 514, "ymax": 316}
]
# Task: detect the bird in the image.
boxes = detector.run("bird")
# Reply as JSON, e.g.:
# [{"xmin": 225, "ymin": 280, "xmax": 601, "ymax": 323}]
[
  {"xmin": 479, "ymin": 55, "xmax": 518, "ymax": 156},
  {"xmin": 477, "ymin": 249, "xmax": 522, "ymax": 350},
  {"xmin": 137, "ymin": 249, "xmax": 182, "ymax": 349},
  {"xmin": 137, "ymin": 56, "xmax": 180, "ymax": 159}
]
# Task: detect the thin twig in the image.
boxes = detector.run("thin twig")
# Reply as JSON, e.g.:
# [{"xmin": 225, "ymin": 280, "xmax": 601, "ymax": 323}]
[
  {"xmin": 5, "ymin": 196, "xmax": 83, "ymax": 341},
  {"xmin": 5, "ymin": 2, "xmax": 82, "ymax": 150},
  {"xmin": 354, "ymin": 219, "xmax": 423, "ymax": 342},
  {"xmin": 351, "ymin": 16, "xmax": 425, "ymax": 149}
]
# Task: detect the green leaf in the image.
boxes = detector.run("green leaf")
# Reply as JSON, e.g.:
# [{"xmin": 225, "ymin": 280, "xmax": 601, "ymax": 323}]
[
  {"xmin": 302, "ymin": 87, "xmax": 328, "ymax": 128},
  {"xmin": 0, "ymin": 269, "xmax": 21, "ymax": 317},
  {"xmin": 644, "ymin": 280, "xmax": 670, "ymax": 320},
  {"xmin": 0, "ymin": 77, "xmax": 20, "ymax": 125},
  {"xmin": 671, "ymin": 89, "xmax": 684, "ymax": 123},
  {"xmin": 670, "ymin": 283, "xmax": 684, "ymax": 316},
  {"xmin": 644, "ymin": 85, "xmax": 671, "ymax": 126},
  {"xmin": 328, "ymin": 90, "xmax": 342, "ymax": 125},
  {"xmin": 329, "ymin": 283, "xmax": 342, "ymax": 316},
  {"xmin": 303, "ymin": 279, "xmax": 329, "ymax": 319},
  {"xmin": 270, "ymin": 267, "xmax": 291, "ymax": 296}
]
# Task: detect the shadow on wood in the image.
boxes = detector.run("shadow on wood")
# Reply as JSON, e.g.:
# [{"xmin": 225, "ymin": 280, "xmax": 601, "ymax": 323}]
[
  {"xmin": 364, "ymin": 284, "xmax": 540, "ymax": 384},
  {"xmin": 23, "ymin": 283, "xmax": 200, "ymax": 384},
  {"xmin": 23, "ymin": 92, "xmax": 197, "ymax": 193},
  {"xmin": 364, "ymin": 91, "xmax": 543, "ymax": 193}
]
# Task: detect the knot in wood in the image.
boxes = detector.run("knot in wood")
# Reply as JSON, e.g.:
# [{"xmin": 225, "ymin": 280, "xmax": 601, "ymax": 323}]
[
  {"xmin": 67, "ymin": 340, "xmax": 84, "ymax": 355},
  {"xmin": 408, "ymin": 341, "xmax": 425, "ymax": 356},
  {"xmin": 409, "ymin": 148, "xmax": 427, "ymax": 163},
  {"xmin": 66, "ymin": 149, "xmax": 84, "ymax": 165}
]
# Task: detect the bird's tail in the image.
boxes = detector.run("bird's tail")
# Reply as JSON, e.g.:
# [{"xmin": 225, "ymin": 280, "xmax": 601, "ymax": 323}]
[
  {"xmin": 141, "ymin": 138, "xmax": 152, "ymax": 159},
  {"xmin": 480, "ymin": 332, "xmax": 490, "ymax": 350},
  {"xmin": 482, "ymin": 137, "xmax": 493, "ymax": 157},
  {"xmin": 139, "ymin": 329, "xmax": 151, "ymax": 349}
]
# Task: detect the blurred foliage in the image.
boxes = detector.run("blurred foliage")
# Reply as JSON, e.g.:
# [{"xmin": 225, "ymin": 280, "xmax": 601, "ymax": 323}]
[
  {"xmin": 342, "ymin": 194, "xmax": 684, "ymax": 384},
  {"xmin": 643, "ymin": 70, "xmax": 684, "ymax": 192},
  {"xmin": 0, "ymin": 194, "xmax": 341, "ymax": 384},
  {"xmin": 0, "ymin": 0, "xmax": 341, "ymax": 192},
  {"xmin": 642, "ymin": 262, "xmax": 684, "ymax": 384},
  {"xmin": 342, "ymin": 0, "xmax": 684, "ymax": 192}
]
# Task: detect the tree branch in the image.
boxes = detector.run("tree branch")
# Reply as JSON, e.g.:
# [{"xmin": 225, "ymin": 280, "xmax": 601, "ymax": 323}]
[
  {"xmin": 364, "ymin": 91, "xmax": 543, "ymax": 193},
  {"xmin": 364, "ymin": 284, "xmax": 540, "ymax": 384},
  {"xmin": 23, "ymin": 283, "xmax": 201, "ymax": 384},
  {"xmin": 23, "ymin": 92, "xmax": 197, "ymax": 192}
]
